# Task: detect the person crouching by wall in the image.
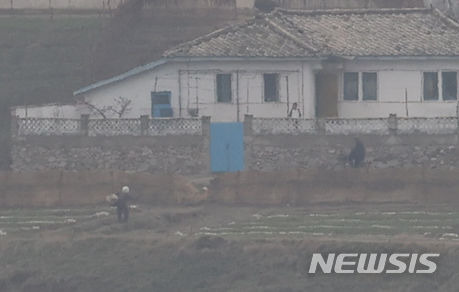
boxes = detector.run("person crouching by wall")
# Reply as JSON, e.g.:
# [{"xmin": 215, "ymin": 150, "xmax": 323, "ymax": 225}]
[
  {"xmin": 111, "ymin": 186, "xmax": 132, "ymax": 223},
  {"xmin": 348, "ymin": 137, "xmax": 365, "ymax": 168}
]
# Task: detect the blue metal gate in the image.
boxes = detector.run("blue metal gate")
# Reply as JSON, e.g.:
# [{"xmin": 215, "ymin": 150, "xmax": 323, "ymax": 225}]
[{"xmin": 210, "ymin": 123, "xmax": 244, "ymax": 172}]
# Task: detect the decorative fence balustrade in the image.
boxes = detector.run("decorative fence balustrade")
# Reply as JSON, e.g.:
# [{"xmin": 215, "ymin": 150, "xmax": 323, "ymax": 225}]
[
  {"xmin": 14, "ymin": 116, "xmax": 459, "ymax": 136},
  {"xmin": 148, "ymin": 118, "xmax": 202, "ymax": 136},
  {"xmin": 15, "ymin": 116, "xmax": 204, "ymax": 137},
  {"xmin": 17, "ymin": 118, "xmax": 81, "ymax": 136},
  {"xmin": 323, "ymin": 118, "xmax": 390, "ymax": 135},
  {"xmin": 252, "ymin": 116, "xmax": 459, "ymax": 135},
  {"xmin": 397, "ymin": 117, "xmax": 458, "ymax": 135},
  {"xmin": 252, "ymin": 118, "xmax": 316, "ymax": 135},
  {"xmin": 88, "ymin": 119, "xmax": 142, "ymax": 136}
]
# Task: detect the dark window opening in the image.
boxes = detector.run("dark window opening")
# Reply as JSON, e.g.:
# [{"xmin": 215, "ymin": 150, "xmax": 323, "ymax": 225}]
[
  {"xmin": 151, "ymin": 91, "xmax": 172, "ymax": 117},
  {"xmin": 423, "ymin": 72, "xmax": 439, "ymax": 101},
  {"xmin": 264, "ymin": 73, "xmax": 279, "ymax": 102},
  {"xmin": 216, "ymin": 74, "xmax": 232, "ymax": 103},
  {"xmin": 362, "ymin": 72, "xmax": 377, "ymax": 101},
  {"xmin": 442, "ymin": 72, "xmax": 457, "ymax": 101},
  {"xmin": 343, "ymin": 72, "xmax": 359, "ymax": 101}
]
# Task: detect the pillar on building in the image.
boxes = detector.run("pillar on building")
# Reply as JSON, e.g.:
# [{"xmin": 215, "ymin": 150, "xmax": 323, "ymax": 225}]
[
  {"xmin": 244, "ymin": 114, "xmax": 253, "ymax": 136},
  {"xmin": 201, "ymin": 116, "xmax": 211, "ymax": 137},
  {"xmin": 80, "ymin": 114, "xmax": 90, "ymax": 136}
]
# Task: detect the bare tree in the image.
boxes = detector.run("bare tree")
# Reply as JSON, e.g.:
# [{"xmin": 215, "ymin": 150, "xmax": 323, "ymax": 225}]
[
  {"xmin": 82, "ymin": 97, "xmax": 132, "ymax": 119},
  {"xmin": 82, "ymin": 101, "xmax": 112, "ymax": 119},
  {"xmin": 110, "ymin": 96, "xmax": 132, "ymax": 118}
]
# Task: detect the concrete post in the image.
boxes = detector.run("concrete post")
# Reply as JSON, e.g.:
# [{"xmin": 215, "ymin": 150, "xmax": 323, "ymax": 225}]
[
  {"xmin": 140, "ymin": 115, "xmax": 149, "ymax": 136},
  {"xmin": 388, "ymin": 114, "xmax": 398, "ymax": 135},
  {"xmin": 201, "ymin": 116, "xmax": 211, "ymax": 137},
  {"xmin": 244, "ymin": 114, "xmax": 253, "ymax": 136},
  {"xmin": 80, "ymin": 114, "xmax": 90, "ymax": 136},
  {"xmin": 10, "ymin": 114, "xmax": 18, "ymax": 137},
  {"xmin": 315, "ymin": 118, "xmax": 326, "ymax": 134}
]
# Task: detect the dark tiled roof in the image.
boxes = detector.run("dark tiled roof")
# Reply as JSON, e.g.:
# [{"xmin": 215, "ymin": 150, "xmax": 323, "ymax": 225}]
[
  {"xmin": 164, "ymin": 19, "xmax": 315, "ymax": 58},
  {"xmin": 164, "ymin": 8, "xmax": 459, "ymax": 58}
]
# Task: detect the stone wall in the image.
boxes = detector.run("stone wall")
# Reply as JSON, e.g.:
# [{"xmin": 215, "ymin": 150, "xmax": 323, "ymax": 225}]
[
  {"xmin": 12, "ymin": 135, "xmax": 209, "ymax": 175},
  {"xmin": 10, "ymin": 118, "xmax": 459, "ymax": 175},
  {"xmin": 245, "ymin": 134, "xmax": 459, "ymax": 171},
  {"xmin": 9, "ymin": 121, "xmax": 459, "ymax": 207}
]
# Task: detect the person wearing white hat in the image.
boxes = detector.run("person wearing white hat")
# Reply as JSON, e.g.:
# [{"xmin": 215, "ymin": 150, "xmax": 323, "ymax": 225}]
[{"xmin": 114, "ymin": 185, "xmax": 131, "ymax": 223}]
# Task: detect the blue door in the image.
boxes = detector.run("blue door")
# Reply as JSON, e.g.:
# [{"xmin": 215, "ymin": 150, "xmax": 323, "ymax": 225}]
[{"xmin": 210, "ymin": 123, "xmax": 244, "ymax": 172}]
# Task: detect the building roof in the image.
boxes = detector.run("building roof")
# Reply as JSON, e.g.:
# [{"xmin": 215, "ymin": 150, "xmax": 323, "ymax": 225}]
[
  {"xmin": 164, "ymin": 18, "xmax": 316, "ymax": 58},
  {"xmin": 75, "ymin": 7, "xmax": 459, "ymax": 95},
  {"xmin": 73, "ymin": 59, "xmax": 167, "ymax": 96},
  {"xmin": 165, "ymin": 8, "xmax": 459, "ymax": 58}
]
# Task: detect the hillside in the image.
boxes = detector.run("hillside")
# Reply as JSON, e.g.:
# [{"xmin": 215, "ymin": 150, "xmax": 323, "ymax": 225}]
[
  {"xmin": 1, "ymin": 10, "xmax": 250, "ymax": 106},
  {"xmin": 0, "ymin": 14, "xmax": 105, "ymax": 106}
]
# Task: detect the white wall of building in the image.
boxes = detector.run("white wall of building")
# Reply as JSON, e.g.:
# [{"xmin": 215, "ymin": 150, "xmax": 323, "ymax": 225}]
[
  {"xmin": 337, "ymin": 59, "xmax": 459, "ymax": 118},
  {"xmin": 19, "ymin": 58, "xmax": 459, "ymax": 121},
  {"xmin": 12, "ymin": 104, "xmax": 81, "ymax": 118},
  {"xmin": 82, "ymin": 60, "xmax": 318, "ymax": 122}
]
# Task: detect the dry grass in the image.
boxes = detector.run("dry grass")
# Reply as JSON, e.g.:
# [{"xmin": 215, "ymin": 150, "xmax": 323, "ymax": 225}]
[{"xmin": 1, "ymin": 204, "xmax": 459, "ymax": 291}]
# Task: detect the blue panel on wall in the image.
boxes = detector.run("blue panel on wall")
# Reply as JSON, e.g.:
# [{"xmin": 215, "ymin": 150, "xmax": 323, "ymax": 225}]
[
  {"xmin": 151, "ymin": 91, "xmax": 171, "ymax": 117},
  {"xmin": 210, "ymin": 123, "xmax": 244, "ymax": 173}
]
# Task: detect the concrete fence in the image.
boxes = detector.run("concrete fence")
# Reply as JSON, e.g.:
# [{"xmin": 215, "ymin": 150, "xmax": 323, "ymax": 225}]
[
  {"xmin": 8, "ymin": 113, "xmax": 459, "ymax": 207},
  {"xmin": 14, "ymin": 115, "xmax": 459, "ymax": 137},
  {"xmin": 247, "ymin": 115, "xmax": 459, "ymax": 136},
  {"xmin": 13, "ymin": 116, "xmax": 207, "ymax": 137}
]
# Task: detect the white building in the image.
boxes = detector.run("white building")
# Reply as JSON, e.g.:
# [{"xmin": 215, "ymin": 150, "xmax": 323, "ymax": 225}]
[{"xmin": 16, "ymin": 7, "xmax": 459, "ymax": 121}]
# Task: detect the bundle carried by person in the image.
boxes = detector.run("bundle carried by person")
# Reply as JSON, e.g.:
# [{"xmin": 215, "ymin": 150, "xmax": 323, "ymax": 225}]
[{"xmin": 106, "ymin": 193, "xmax": 119, "ymax": 205}]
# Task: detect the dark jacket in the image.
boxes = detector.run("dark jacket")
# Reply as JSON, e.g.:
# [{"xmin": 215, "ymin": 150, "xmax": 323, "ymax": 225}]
[{"xmin": 113, "ymin": 192, "xmax": 130, "ymax": 208}]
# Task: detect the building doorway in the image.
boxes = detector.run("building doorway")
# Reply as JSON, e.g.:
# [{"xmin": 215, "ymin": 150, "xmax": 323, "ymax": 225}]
[{"xmin": 315, "ymin": 72, "xmax": 338, "ymax": 118}]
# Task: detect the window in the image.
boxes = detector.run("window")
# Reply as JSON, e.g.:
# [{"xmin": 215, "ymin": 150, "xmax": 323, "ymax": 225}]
[
  {"xmin": 343, "ymin": 72, "xmax": 378, "ymax": 101},
  {"xmin": 343, "ymin": 72, "xmax": 359, "ymax": 101},
  {"xmin": 151, "ymin": 91, "xmax": 172, "ymax": 118},
  {"xmin": 216, "ymin": 74, "xmax": 232, "ymax": 103},
  {"xmin": 442, "ymin": 72, "xmax": 457, "ymax": 101},
  {"xmin": 423, "ymin": 72, "xmax": 439, "ymax": 101},
  {"xmin": 362, "ymin": 72, "xmax": 377, "ymax": 101},
  {"xmin": 264, "ymin": 73, "xmax": 279, "ymax": 102}
]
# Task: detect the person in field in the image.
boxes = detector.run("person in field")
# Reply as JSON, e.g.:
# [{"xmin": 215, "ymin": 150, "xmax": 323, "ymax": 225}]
[
  {"xmin": 110, "ymin": 186, "xmax": 131, "ymax": 223},
  {"xmin": 349, "ymin": 137, "xmax": 365, "ymax": 168}
]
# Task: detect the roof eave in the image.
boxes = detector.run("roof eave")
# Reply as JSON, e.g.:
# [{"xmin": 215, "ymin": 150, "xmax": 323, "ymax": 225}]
[
  {"xmin": 73, "ymin": 59, "xmax": 168, "ymax": 96},
  {"xmin": 73, "ymin": 54, "xmax": 459, "ymax": 97}
]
